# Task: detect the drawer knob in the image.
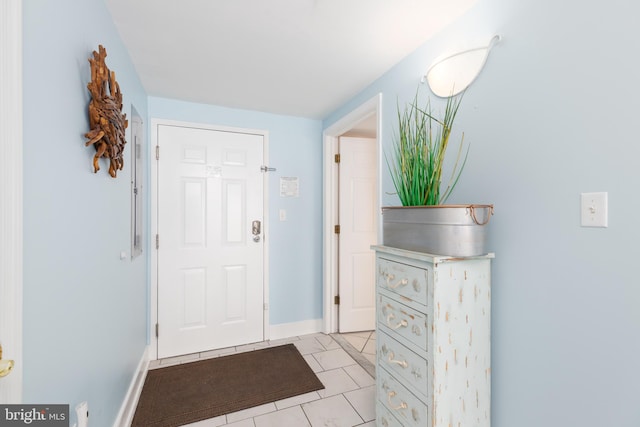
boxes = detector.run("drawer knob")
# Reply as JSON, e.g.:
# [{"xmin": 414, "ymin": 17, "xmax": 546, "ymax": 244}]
[
  {"xmin": 387, "ymin": 390, "xmax": 408, "ymax": 411},
  {"xmin": 388, "ymin": 351, "xmax": 409, "ymax": 369},
  {"xmin": 386, "ymin": 313, "xmax": 408, "ymax": 330},
  {"xmin": 382, "ymin": 272, "xmax": 409, "ymax": 289}
]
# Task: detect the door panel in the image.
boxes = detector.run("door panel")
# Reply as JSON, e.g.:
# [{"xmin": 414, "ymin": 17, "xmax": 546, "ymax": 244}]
[
  {"xmin": 182, "ymin": 179, "xmax": 205, "ymax": 246},
  {"xmin": 157, "ymin": 125, "xmax": 264, "ymax": 358},
  {"xmin": 338, "ymin": 136, "xmax": 377, "ymax": 332},
  {"xmin": 350, "ymin": 253, "xmax": 375, "ymax": 308},
  {"xmin": 223, "ymin": 265, "xmax": 247, "ymax": 322},
  {"xmin": 224, "ymin": 180, "xmax": 245, "ymax": 243}
]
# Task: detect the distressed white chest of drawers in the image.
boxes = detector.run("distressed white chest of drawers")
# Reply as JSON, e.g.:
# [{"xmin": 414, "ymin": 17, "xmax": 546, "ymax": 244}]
[{"xmin": 373, "ymin": 245, "xmax": 493, "ymax": 427}]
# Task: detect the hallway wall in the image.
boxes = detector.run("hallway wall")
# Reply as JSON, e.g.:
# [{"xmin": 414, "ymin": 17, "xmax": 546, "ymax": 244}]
[
  {"xmin": 23, "ymin": 0, "xmax": 148, "ymax": 425},
  {"xmin": 324, "ymin": 1, "xmax": 640, "ymax": 426}
]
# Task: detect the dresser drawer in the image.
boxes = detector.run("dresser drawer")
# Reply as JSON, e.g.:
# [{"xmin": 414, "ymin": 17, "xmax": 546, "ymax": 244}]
[
  {"xmin": 377, "ymin": 367, "xmax": 428, "ymax": 427},
  {"xmin": 377, "ymin": 257, "xmax": 430, "ymax": 307},
  {"xmin": 377, "ymin": 294, "xmax": 428, "ymax": 352},
  {"xmin": 378, "ymin": 331, "xmax": 429, "ymax": 399},
  {"xmin": 376, "ymin": 402, "xmax": 404, "ymax": 427}
]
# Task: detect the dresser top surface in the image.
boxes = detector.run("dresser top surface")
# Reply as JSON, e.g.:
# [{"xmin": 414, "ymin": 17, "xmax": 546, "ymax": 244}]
[{"xmin": 372, "ymin": 245, "xmax": 495, "ymax": 262}]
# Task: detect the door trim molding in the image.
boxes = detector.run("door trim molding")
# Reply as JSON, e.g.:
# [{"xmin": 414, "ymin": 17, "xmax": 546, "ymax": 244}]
[
  {"xmin": 0, "ymin": 0, "xmax": 23, "ymax": 402},
  {"xmin": 322, "ymin": 94, "xmax": 382, "ymax": 334},
  {"xmin": 149, "ymin": 119, "xmax": 270, "ymax": 360}
]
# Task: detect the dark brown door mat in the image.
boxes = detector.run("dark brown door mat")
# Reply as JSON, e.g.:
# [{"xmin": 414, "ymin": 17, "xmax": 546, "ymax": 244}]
[{"xmin": 132, "ymin": 343, "xmax": 325, "ymax": 427}]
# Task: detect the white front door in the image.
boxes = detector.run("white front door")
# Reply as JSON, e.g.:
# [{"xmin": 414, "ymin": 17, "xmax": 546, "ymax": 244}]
[
  {"xmin": 338, "ymin": 136, "xmax": 377, "ymax": 332},
  {"xmin": 157, "ymin": 124, "xmax": 265, "ymax": 359}
]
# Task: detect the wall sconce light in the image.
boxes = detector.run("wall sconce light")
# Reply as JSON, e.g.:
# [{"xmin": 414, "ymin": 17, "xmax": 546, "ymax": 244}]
[{"xmin": 422, "ymin": 35, "xmax": 501, "ymax": 97}]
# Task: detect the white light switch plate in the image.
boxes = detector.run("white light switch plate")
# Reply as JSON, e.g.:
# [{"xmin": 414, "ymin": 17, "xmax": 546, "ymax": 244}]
[
  {"xmin": 581, "ymin": 192, "xmax": 608, "ymax": 227},
  {"xmin": 76, "ymin": 401, "xmax": 89, "ymax": 427}
]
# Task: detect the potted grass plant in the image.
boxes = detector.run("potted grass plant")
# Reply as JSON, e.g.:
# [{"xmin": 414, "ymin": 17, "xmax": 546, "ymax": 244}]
[
  {"xmin": 388, "ymin": 90, "xmax": 467, "ymax": 205},
  {"xmin": 382, "ymin": 89, "xmax": 493, "ymax": 256}
]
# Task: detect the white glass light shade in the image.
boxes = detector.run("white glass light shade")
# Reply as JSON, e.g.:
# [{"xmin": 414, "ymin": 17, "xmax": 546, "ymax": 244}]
[{"xmin": 425, "ymin": 35, "xmax": 501, "ymax": 97}]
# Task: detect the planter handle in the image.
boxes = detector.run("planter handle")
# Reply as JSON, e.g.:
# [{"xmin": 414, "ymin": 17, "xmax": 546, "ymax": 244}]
[{"xmin": 468, "ymin": 205, "xmax": 494, "ymax": 226}]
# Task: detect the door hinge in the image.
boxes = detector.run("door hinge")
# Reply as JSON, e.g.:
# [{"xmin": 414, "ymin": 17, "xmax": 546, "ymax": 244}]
[
  {"xmin": 263, "ymin": 303, "xmax": 269, "ymax": 311},
  {"xmin": 155, "ymin": 234, "xmax": 159, "ymax": 249},
  {"xmin": 334, "ymin": 154, "xmax": 340, "ymax": 163},
  {"xmin": 155, "ymin": 323, "xmax": 159, "ymax": 338},
  {"xmin": 334, "ymin": 295, "xmax": 340, "ymax": 305},
  {"xmin": 155, "ymin": 145, "xmax": 160, "ymax": 160},
  {"xmin": 334, "ymin": 225, "xmax": 340, "ymax": 234}
]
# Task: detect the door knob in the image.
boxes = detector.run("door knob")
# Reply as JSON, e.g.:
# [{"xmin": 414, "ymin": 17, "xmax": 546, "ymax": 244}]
[{"xmin": 0, "ymin": 343, "xmax": 14, "ymax": 378}]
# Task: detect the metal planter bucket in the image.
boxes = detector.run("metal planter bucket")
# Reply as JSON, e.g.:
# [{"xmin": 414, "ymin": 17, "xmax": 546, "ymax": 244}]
[{"xmin": 382, "ymin": 204, "xmax": 493, "ymax": 256}]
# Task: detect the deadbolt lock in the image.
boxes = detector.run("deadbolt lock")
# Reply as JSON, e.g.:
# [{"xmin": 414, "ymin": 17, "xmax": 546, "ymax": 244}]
[{"xmin": 252, "ymin": 220, "xmax": 261, "ymax": 243}]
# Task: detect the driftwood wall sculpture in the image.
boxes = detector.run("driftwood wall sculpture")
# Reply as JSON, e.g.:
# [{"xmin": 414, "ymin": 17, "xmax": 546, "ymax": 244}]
[{"xmin": 84, "ymin": 45, "xmax": 128, "ymax": 178}]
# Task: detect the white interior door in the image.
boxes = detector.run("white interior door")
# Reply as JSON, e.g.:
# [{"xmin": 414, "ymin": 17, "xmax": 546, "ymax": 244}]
[
  {"xmin": 1, "ymin": 0, "xmax": 23, "ymax": 402},
  {"xmin": 157, "ymin": 124, "xmax": 264, "ymax": 358},
  {"xmin": 338, "ymin": 136, "xmax": 377, "ymax": 332}
]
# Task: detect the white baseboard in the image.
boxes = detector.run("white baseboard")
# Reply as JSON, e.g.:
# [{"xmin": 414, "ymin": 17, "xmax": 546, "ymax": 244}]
[
  {"xmin": 113, "ymin": 346, "xmax": 149, "ymax": 427},
  {"xmin": 269, "ymin": 319, "xmax": 323, "ymax": 341}
]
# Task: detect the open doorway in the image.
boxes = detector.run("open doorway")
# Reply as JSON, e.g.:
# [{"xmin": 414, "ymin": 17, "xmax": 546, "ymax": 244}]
[{"xmin": 323, "ymin": 94, "xmax": 382, "ymax": 334}]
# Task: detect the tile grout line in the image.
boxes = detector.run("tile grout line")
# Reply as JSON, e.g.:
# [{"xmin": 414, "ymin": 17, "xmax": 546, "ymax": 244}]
[
  {"xmin": 363, "ymin": 333, "xmax": 371, "ymax": 353},
  {"xmin": 330, "ymin": 333, "xmax": 376, "ymax": 379},
  {"xmin": 341, "ymin": 390, "xmax": 367, "ymax": 426}
]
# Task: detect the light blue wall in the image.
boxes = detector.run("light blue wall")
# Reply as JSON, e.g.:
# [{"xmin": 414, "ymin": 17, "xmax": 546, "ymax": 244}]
[
  {"xmin": 149, "ymin": 97, "xmax": 324, "ymax": 325},
  {"xmin": 326, "ymin": 0, "xmax": 640, "ymax": 426},
  {"xmin": 23, "ymin": 0, "xmax": 148, "ymax": 425},
  {"xmin": 22, "ymin": 0, "xmax": 640, "ymax": 425}
]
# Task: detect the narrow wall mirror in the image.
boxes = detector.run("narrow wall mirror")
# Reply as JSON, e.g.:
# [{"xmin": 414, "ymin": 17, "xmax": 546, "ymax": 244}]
[{"xmin": 131, "ymin": 106, "xmax": 144, "ymax": 259}]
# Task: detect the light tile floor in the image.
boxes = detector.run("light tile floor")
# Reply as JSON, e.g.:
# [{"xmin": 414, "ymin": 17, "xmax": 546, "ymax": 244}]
[
  {"xmin": 338, "ymin": 331, "xmax": 376, "ymax": 366},
  {"xmin": 148, "ymin": 332, "xmax": 377, "ymax": 427}
]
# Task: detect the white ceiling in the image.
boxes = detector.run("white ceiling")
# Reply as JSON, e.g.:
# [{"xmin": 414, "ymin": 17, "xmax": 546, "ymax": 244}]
[{"xmin": 106, "ymin": 0, "xmax": 477, "ymax": 119}]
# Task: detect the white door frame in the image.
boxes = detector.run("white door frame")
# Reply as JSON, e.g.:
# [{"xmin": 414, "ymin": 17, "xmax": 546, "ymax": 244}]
[
  {"xmin": 150, "ymin": 119, "xmax": 270, "ymax": 360},
  {"xmin": 322, "ymin": 94, "xmax": 382, "ymax": 333},
  {"xmin": 0, "ymin": 0, "xmax": 23, "ymax": 402}
]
